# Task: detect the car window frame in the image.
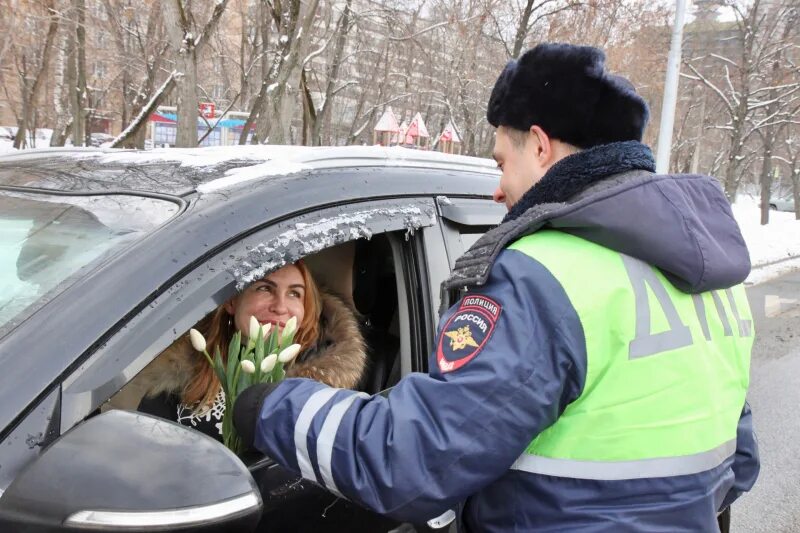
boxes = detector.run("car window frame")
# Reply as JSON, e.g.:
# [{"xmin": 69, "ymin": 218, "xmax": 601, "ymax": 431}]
[
  {"xmin": 59, "ymin": 196, "xmax": 439, "ymax": 433},
  {"xmin": 436, "ymin": 196, "xmax": 505, "ymax": 269}
]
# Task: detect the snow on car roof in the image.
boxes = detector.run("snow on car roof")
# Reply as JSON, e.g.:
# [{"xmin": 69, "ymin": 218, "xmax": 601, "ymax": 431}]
[{"xmin": 0, "ymin": 145, "xmax": 497, "ymax": 196}]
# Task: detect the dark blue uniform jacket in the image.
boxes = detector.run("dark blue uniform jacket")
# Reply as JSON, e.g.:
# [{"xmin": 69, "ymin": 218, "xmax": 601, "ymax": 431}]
[{"xmin": 250, "ymin": 143, "xmax": 759, "ymax": 532}]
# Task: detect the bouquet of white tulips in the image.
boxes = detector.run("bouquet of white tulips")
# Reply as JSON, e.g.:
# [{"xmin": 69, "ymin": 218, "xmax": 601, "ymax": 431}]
[{"xmin": 189, "ymin": 315, "xmax": 301, "ymax": 454}]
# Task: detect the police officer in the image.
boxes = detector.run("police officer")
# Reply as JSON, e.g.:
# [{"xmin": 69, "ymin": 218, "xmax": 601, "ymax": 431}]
[{"xmin": 234, "ymin": 43, "xmax": 759, "ymax": 532}]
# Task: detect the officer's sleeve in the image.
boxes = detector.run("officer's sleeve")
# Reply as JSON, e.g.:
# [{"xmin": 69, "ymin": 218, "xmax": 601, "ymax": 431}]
[
  {"xmin": 720, "ymin": 401, "xmax": 760, "ymax": 510},
  {"xmin": 251, "ymin": 249, "xmax": 587, "ymax": 522}
]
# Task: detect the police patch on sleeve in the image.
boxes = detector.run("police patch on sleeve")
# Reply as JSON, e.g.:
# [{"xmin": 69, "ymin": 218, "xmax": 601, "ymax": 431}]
[{"xmin": 437, "ymin": 295, "xmax": 502, "ymax": 373}]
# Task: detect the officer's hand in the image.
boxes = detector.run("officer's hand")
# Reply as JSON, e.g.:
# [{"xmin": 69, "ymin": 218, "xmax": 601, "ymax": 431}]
[{"xmin": 233, "ymin": 382, "xmax": 280, "ymax": 449}]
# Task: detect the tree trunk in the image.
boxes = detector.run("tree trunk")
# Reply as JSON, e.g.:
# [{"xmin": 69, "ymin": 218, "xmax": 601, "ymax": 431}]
[
  {"xmin": 163, "ymin": 0, "xmax": 230, "ymax": 148},
  {"xmin": 311, "ymin": 0, "xmax": 353, "ymax": 146},
  {"xmin": 300, "ymin": 69, "xmax": 315, "ymax": 146},
  {"xmin": 255, "ymin": 0, "xmax": 320, "ymax": 145},
  {"xmin": 72, "ymin": 0, "xmax": 87, "ymax": 146},
  {"xmin": 239, "ymin": 10, "xmax": 248, "ymax": 107},
  {"xmin": 111, "ymin": 73, "xmax": 177, "ymax": 148},
  {"xmin": 758, "ymin": 134, "xmax": 773, "ymax": 225},
  {"xmin": 50, "ymin": 20, "xmax": 71, "ymax": 146},
  {"xmin": 240, "ymin": 81, "xmax": 265, "ymax": 144},
  {"xmin": 347, "ymin": 44, "xmax": 390, "ymax": 145},
  {"xmin": 512, "ymin": 0, "xmax": 535, "ymax": 58},
  {"xmin": 13, "ymin": 1, "xmax": 59, "ymax": 149},
  {"xmin": 67, "ymin": 12, "xmax": 80, "ymax": 146},
  {"xmin": 174, "ymin": 48, "xmax": 199, "ymax": 147},
  {"xmin": 791, "ymin": 160, "xmax": 800, "ymax": 221},
  {"xmin": 163, "ymin": 0, "xmax": 197, "ymax": 147},
  {"xmin": 723, "ymin": 129, "xmax": 744, "ymax": 201}
]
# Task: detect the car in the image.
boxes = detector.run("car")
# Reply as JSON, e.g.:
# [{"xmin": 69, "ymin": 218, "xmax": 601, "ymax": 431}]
[
  {"xmin": 0, "ymin": 145, "xmax": 504, "ymax": 532},
  {"xmin": 0, "ymin": 126, "xmax": 15, "ymax": 141},
  {"xmin": 89, "ymin": 132, "xmax": 116, "ymax": 147},
  {"xmin": 770, "ymin": 197, "xmax": 796, "ymax": 212}
]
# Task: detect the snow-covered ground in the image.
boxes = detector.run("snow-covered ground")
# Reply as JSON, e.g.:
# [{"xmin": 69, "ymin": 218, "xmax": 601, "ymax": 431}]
[
  {"xmin": 0, "ymin": 138, "xmax": 15, "ymax": 154},
  {"xmin": 733, "ymin": 196, "xmax": 800, "ymax": 285},
  {"xmin": 0, "ymin": 127, "xmax": 54, "ymax": 153}
]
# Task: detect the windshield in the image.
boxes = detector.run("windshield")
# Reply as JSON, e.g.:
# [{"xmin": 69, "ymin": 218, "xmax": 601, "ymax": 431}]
[{"xmin": 0, "ymin": 190, "xmax": 180, "ymax": 337}]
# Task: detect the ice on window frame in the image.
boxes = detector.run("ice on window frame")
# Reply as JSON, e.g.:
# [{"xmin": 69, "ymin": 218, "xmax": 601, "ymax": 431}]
[{"xmin": 233, "ymin": 206, "xmax": 434, "ymax": 290}]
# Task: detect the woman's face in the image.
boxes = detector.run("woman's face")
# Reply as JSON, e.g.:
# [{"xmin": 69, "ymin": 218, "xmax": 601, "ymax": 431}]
[{"xmin": 225, "ymin": 264, "xmax": 306, "ymax": 337}]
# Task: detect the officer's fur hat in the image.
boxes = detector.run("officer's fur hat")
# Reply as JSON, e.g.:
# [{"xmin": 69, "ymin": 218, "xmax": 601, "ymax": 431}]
[{"xmin": 487, "ymin": 43, "xmax": 649, "ymax": 148}]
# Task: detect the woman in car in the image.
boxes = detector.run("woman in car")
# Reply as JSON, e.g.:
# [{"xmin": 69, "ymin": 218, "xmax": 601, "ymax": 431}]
[{"xmin": 135, "ymin": 260, "xmax": 367, "ymax": 440}]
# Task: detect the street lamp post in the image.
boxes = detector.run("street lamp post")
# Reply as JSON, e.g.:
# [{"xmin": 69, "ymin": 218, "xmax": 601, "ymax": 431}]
[{"xmin": 656, "ymin": 0, "xmax": 689, "ymax": 174}]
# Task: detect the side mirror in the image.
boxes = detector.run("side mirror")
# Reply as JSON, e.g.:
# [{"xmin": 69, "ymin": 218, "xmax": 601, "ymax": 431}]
[{"xmin": 0, "ymin": 410, "xmax": 262, "ymax": 532}]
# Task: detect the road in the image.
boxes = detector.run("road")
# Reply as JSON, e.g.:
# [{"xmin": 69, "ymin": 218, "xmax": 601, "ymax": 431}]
[{"xmin": 734, "ymin": 269, "xmax": 800, "ymax": 532}]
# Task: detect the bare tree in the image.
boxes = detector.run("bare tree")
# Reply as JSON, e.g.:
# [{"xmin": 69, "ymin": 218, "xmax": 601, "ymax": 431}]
[
  {"xmin": 162, "ymin": 0, "xmax": 230, "ymax": 147},
  {"xmin": 753, "ymin": 3, "xmax": 799, "ymax": 224},
  {"xmin": 0, "ymin": 0, "xmax": 706, "ymax": 159},
  {"xmin": 111, "ymin": 72, "xmax": 178, "ymax": 148},
  {"xmin": 12, "ymin": 0, "xmax": 59, "ymax": 149},
  {"xmin": 102, "ymin": 0, "xmax": 170, "ymax": 148},
  {"xmin": 302, "ymin": 0, "xmax": 355, "ymax": 146},
  {"xmin": 70, "ymin": 0, "xmax": 88, "ymax": 146},
  {"xmin": 684, "ymin": 0, "xmax": 800, "ymax": 201},
  {"xmin": 245, "ymin": 0, "xmax": 322, "ymax": 145},
  {"xmin": 778, "ymin": 135, "xmax": 800, "ymax": 219},
  {"xmin": 508, "ymin": 0, "xmax": 583, "ymax": 58},
  {"xmin": 50, "ymin": 5, "xmax": 73, "ymax": 147}
]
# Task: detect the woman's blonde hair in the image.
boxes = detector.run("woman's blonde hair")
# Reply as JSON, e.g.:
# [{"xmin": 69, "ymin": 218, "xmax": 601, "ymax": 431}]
[{"xmin": 183, "ymin": 260, "xmax": 322, "ymax": 408}]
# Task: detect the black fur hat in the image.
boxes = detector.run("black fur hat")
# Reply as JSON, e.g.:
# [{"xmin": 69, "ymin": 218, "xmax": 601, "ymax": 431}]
[{"xmin": 487, "ymin": 43, "xmax": 649, "ymax": 148}]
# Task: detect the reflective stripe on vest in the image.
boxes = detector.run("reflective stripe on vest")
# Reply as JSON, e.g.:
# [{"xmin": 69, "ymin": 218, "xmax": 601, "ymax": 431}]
[
  {"xmin": 510, "ymin": 439, "xmax": 737, "ymax": 480},
  {"xmin": 507, "ymin": 230, "xmax": 754, "ymax": 471}
]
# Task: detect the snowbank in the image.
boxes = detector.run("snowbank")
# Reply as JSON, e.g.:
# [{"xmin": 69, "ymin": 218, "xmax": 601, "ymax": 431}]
[
  {"xmin": 0, "ymin": 139, "xmax": 15, "ymax": 154},
  {"xmin": 733, "ymin": 196, "xmax": 800, "ymax": 285}
]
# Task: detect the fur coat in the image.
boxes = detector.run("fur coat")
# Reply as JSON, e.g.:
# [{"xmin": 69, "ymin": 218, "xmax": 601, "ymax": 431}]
[{"xmin": 129, "ymin": 291, "xmax": 367, "ymax": 406}]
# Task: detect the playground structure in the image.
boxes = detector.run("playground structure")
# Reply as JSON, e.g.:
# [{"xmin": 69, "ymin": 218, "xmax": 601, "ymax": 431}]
[{"xmin": 373, "ymin": 107, "xmax": 462, "ymax": 154}]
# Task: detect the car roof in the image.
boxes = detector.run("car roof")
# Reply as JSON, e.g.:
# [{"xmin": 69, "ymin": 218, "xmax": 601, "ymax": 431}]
[{"xmin": 0, "ymin": 145, "xmax": 498, "ymax": 196}]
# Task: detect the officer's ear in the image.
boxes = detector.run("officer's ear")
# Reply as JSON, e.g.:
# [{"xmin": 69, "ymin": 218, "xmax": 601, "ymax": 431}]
[
  {"xmin": 528, "ymin": 125, "xmax": 553, "ymax": 176},
  {"xmin": 530, "ymin": 125, "xmax": 580, "ymax": 172},
  {"xmin": 528, "ymin": 124, "xmax": 553, "ymax": 165}
]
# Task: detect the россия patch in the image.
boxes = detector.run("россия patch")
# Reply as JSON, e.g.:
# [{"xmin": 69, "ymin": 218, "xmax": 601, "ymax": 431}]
[{"xmin": 437, "ymin": 295, "xmax": 502, "ymax": 373}]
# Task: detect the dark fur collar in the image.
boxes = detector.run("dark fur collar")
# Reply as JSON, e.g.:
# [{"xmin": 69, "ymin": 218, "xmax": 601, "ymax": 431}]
[{"xmin": 503, "ymin": 141, "xmax": 655, "ymax": 223}]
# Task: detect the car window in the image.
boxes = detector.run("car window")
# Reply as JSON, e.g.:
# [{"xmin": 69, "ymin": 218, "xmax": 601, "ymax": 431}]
[
  {"xmin": 0, "ymin": 190, "xmax": 180, "ymax": 338},
  {"xmin": 60, "ymin": 197, "xmax": 438, "ymax": 431},
  {"xmin": 57, "ymin": 196, "xmax": 440, "ymax": 532},
  {"xmin": 460, "ymin": 229, "xmax": 491, "ymax": 251},
  {"xmin": 436, "ymin": 196, "xmax": 503, "ymax": 268}
]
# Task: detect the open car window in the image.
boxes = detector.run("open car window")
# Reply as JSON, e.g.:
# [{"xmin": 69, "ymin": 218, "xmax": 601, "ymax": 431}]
[{"xmin": 60, "ymin": 197, "xmax": 438, "ymax": 432}]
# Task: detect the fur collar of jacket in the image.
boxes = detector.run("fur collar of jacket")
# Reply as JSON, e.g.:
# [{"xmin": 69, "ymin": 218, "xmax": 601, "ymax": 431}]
[
  {"xmin": 136, "ymin": 291, "xmax": 367, "ymax": 401},
  {"xmin": 503, "ymin": 140, "xmax": 655, "ymax": 223}
]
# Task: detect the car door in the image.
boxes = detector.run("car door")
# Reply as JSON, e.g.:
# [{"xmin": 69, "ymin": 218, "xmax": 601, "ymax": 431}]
[
  {"xmin": 435, "ymin": 196, "xmax": 506, "ymax": 268},
  {"xmin": 58, "ymin": 195, "xmax": 444, "ymax": 532},
  {"xmin": 432, "ymin": 195, "xmax": 505, "ymax": 313}
]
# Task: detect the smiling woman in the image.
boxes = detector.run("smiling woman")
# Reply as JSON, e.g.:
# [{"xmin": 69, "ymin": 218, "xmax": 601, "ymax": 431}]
[{"xmin": 133, "ymin": 261, "xmax": 368, "ymax": 441}]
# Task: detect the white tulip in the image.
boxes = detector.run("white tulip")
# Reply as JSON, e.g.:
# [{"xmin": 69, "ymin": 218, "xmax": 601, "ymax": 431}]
[
  {"xmin": 260, "ymin": 323, "xmax": 272, "ymax": 339},
  {"xmin": 278, "ymin": 343, "xmax": 302, "ymax": 363},
  {"xmin": 281, "ymin": 316, "xmax": 298, "ymax": 341},
  {"xmin": 189, "ymin": 329, "xmax": 206, "ymax": 352},
  {"xmin": 261, "ymin": 354, "xmax": 277, "ymax": 373},
  {"xmin": 249, "ymin": 315, "xmax": 261, "ymax": 340},
  {"xmin": 240, "ymin": 360, "xmax": 256, "ymax": 374}
]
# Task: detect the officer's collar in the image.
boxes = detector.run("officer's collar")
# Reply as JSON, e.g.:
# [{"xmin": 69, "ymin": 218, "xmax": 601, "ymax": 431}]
[
  {"xmin": 502, "ymin": 141, "xmax": 654, "ymax": 224},
  {"xmin": 439, "ymin": 142, "xmax": 656, "ymax": 312}
]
